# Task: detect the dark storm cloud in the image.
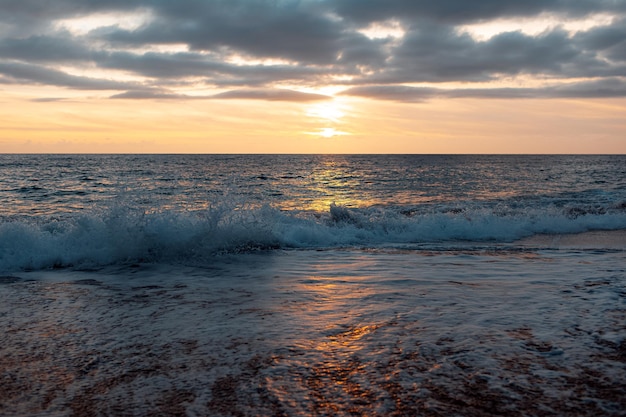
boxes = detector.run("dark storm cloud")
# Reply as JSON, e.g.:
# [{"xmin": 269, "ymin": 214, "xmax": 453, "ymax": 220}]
[{"xmin": 0, "ymin": 0, "xmax": 625, "ymax": 100}]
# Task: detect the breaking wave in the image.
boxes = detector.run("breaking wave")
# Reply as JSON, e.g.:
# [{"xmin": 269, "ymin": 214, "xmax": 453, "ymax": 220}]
[{"xmin": 2, "ymin": 200, "xmax": 626, "ymax": 271}]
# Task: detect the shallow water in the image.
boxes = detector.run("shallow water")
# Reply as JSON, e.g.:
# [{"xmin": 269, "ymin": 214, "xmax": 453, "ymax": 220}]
[{"xmin": 1, "ymin": 233, "xmax": 625, "ymax": 416}]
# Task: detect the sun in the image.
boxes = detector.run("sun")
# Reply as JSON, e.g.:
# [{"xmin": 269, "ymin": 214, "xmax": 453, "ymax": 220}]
[
  {"xmin": 306, "ymin": 100, "xmax": 346, "ymax": 122},
  {"xmin": 319, "ymin": 128, "xmax": 344, "ymax": 138},
  {"xmin": 304, "ymin": 98, "xmax": 352, "ymax": 138},
  {"xmin": 304, "ymin": 128, "xmax": 350, "ymax": 138}
]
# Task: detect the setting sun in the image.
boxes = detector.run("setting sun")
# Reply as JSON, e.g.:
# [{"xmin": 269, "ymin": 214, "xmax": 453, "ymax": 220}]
[
  {"xmin": 317, "ymin": 127, "xmax": 349, "ymax": 138},
  {"xmin": 306, "ymin": 100, "xmax": 347, "ymax": 123}
]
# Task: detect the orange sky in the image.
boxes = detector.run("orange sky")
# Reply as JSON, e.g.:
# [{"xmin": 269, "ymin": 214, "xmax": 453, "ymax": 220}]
[
  {"xmin": 2, "ymin": 93, "xmax": 625, "ymax": 154},
  {"xmin": 1, "ymin": 1, "xmax": 625, "ymax": 153}
]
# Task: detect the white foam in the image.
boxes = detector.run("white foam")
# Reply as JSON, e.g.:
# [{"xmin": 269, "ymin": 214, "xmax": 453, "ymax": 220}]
[{"xmin": 1, "ymin": 202, "xmax": 625, "ymax": 271}]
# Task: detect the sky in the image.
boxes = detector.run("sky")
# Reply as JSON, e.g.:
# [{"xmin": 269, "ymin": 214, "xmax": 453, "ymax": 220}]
[{"xmin": 1, "ymin": 0, "xmax": 625, "ymax": 153}]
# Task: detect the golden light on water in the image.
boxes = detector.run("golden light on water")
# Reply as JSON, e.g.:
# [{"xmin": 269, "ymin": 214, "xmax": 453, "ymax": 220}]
[{"xmin": 292, "ymin": 158, "xmax": 379, "ymax": 212}]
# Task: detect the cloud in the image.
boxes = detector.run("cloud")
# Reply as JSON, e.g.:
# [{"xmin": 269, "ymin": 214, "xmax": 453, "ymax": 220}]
[
  {"xmin": 109, "ymin": 89, "xmax": 187, "ymax": 99},
  {"xmin": 575, "ymin": 17, "xmax": 626, "ymax": 62},
  {"xmin": 0, "ymin": 0, "xmax": 625, "ymax": 100},
  {"xmin": 0, "ymin": 32, "xmax": 96, "ymax": 62},
  {"xmin": 353, "ymin": 24, "xmax": 598, "ymax": 84},
  {"xmin": 102, "ymin": 1, "xmax": 351, "ymax": 64},
  {"xmin": 341, "ymin": 78, "xmax": 626, "ymax": 101},
  {"xmin": 0, "ymin": 61, "xmax": 135, "ymax": 90},
  {"xmin": 331, "ymin": 0, "xmax": 626, "ymax": 25},
  {"xmin": 212, "ymin": 89, "xmax": 331, "ymax": 102},
  {"xmin": 339, "ymin": 85, "xmax": 440, "ymax": 102},
  {"xmin": 2, "ymin": 0, "xmax": 620, "ymax": 27},
  {"xmin": 548, "ymin": 77, "xmax": 626, "ymax": 97},
  {"xmin": 30, "ymin": 97, "xmax": 69, "ymax": 102},
  {"xmin": 110, "ymin": 88, "xmax": 331, "ymax": 102},
  {"xmin": 0, "ymin": 0, "xmax": 138, "ymax": 24},
  {"xmin": 99, "ymin": 51, "xmax": 342, "ymax": 86}
]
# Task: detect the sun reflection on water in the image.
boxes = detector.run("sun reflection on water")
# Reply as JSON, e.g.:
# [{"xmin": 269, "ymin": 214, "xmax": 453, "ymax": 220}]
[
  {"xmin": 298, "ymin": 157, "xmax": 383, "ymax": 212},
  {"xmin": 265, "ymin": 265, "xmax": 397, "ymax": 415}
]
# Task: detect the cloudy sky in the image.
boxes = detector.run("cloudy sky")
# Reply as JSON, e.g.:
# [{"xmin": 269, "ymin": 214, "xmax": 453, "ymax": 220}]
[{"xmin": 1, "ymin": 0, "xmax": 625, "ymax": 153}]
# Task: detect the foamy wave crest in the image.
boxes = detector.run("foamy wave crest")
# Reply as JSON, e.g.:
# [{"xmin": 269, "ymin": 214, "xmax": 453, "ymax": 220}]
[
  {"xmin": 2, "ymin": 201, "xmax": 626, "ymax": 271},
  {"xmin": 0, "ymin": 202, "xmax": 282, "ymax": 271}
]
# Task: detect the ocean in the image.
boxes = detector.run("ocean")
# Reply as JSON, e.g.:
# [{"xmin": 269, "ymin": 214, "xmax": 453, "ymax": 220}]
[{"xmin": 1, "ymin": 154, "xmax": 625, "ymax": 416}]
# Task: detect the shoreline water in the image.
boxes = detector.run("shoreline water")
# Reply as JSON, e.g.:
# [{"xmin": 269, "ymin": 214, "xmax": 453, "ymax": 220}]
[
  {"xmin": 515, "ymin": 229, "xmax": 626, "ymax": 249},
  {"xmin": 2, "ymin": 229, "xmax": 625, "ymax": 416}
]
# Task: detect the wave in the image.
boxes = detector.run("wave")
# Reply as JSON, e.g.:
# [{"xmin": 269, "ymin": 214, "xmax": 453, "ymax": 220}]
[{"xmin": 2, "ymin": 201, "xmax": 626, "ymax": 271}]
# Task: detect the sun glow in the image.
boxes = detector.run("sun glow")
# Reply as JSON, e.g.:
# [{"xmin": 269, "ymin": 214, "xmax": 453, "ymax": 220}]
[
  {"xmin": 306, "ymin": 100, "xmax": 346, "ymax": 122},
  {"xmin": 304, "ymin": 99, "xmax": 352, "ymax": 139},
  {"xmin": 319, "ymin": 128, "xmax": 348, "ymax": 138},
  {"xmin": 304, "ymin": 127, "xmax": 350, "ymax": 139}
]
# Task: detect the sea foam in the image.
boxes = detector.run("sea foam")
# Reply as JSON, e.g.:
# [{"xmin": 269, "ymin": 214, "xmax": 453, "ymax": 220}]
[{"xmin": 2, "ymin": 201, "xmax": 625, "ymax": 272}]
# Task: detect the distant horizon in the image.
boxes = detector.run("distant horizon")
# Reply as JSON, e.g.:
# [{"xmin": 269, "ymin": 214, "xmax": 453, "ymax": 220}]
[{"xmin": 3, "ymin": 152, "xmax": 625, "ymax": 156}]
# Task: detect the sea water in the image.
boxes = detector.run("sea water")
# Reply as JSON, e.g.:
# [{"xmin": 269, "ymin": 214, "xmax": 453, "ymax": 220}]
[{"xmin": 1, "ymin": 155, "xmax": 625, "ymax": 416}]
